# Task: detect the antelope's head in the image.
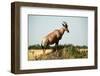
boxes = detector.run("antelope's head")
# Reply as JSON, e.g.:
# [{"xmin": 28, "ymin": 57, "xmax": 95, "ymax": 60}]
[{"xmin": 62, "ymin": 21, "xmax": 69, "ymax": 33}]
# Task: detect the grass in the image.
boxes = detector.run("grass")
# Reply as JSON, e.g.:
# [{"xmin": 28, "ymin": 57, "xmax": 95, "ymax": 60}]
[
  {"xmin": 28, "ymin": 44, "xmax": 87, "ymax": 49},
  {"xmin": 28, "ymin": 44, "xmax": 88, "ymax": 60}
]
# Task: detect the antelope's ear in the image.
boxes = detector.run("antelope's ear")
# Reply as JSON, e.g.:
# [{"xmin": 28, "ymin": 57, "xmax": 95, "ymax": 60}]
[{"xmin": 62, "ymin": 23, "xmax": 65, "ymax": 27}]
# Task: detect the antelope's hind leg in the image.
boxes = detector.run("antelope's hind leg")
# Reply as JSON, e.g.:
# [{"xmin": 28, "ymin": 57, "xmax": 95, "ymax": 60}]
[{"xmin": 41, "ymin": 44, "xmax": 45, "ymax": 55}]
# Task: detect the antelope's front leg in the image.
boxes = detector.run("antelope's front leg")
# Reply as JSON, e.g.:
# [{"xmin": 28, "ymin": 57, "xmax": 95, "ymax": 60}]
[{"xmin": 55, "ymin": 41, "xmax": 59, "ymax": 56}]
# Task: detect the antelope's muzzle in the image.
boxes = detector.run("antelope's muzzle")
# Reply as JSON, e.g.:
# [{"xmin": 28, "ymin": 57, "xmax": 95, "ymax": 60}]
[{"xmin": 66, "ymin": 29, "xmax": 69, "ymax": 33}]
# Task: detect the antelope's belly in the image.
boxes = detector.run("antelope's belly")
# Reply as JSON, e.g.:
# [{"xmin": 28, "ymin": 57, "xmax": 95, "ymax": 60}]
[{"xmin": 49, "ymin": 38, "xmax": 59, "ymax": 44}]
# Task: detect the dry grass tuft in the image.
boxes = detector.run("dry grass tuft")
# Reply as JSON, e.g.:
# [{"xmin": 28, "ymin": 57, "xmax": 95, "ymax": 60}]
[{"xmin": 28, "ymin": 44, "xmax": 88, "ymax": 61}]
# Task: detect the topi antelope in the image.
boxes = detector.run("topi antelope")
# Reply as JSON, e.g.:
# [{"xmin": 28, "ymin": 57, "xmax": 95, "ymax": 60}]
[{"xmin": 41, "ymin": 21, "xmax": 69, "ymax": 55}]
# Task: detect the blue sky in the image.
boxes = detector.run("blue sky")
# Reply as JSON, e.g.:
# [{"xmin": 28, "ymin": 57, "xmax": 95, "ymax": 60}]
[{"xmin": 28, "ymin": 15, "xmax": 88, "ymax": 46}]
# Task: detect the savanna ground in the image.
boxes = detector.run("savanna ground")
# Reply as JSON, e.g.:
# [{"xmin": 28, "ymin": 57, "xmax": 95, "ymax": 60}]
[{"xmin": 28, "ymin": 44, "xmax": 88, "ymax": 61}]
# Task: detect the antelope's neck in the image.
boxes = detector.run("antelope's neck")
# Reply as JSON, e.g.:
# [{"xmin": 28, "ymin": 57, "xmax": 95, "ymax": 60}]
[{"xmin": 59, "ymin": 27, "xmax": 65, "ymax": 35}]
